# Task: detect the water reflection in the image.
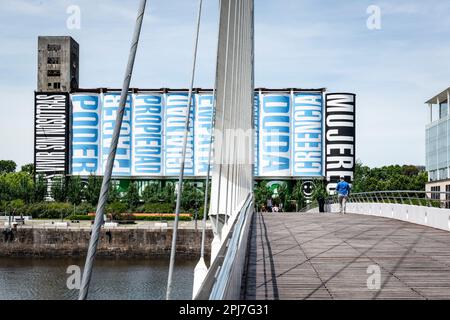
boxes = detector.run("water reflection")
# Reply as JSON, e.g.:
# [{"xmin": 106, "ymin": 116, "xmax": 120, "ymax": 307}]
[{"xmin": 0, "ymin": 257, "xmax": 195, "ymax": 300}]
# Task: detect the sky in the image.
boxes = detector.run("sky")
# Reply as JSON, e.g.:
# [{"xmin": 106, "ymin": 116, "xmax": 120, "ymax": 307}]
[{"xmin": 1, "ymin": 0, "xmax": 450, "ymax": 168}]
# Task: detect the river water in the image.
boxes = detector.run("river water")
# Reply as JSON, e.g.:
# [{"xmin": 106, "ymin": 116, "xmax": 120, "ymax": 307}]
[{"xmin": 0, "ymin": 257, "xmax": 196, "ymax": 300}]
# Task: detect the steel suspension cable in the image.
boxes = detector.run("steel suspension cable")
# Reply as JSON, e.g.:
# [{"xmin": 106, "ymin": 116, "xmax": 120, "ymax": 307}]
[
  {"xmin": 166, "ymin": 0, "xmax": 203, "ymax": 301},
  {"xmin": 78, "ymin": 0, "xmax": 147, "ymax": 300},
  {"xmin": 224, "ymin": 1, "xmax": 240, "ymax": 226},
  {"xmin": 213, "ymin": 0, "xmax": 232, "ymax": 234},
  {"xmin": 199, "ymin": 0, "xmax": 222, "ymax": 258}
]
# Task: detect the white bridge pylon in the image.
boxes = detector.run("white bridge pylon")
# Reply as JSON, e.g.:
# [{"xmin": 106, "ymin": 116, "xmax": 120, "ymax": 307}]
[{"xmin": 193, "ymin": 0, "xmax": 255, "ymax": 298}]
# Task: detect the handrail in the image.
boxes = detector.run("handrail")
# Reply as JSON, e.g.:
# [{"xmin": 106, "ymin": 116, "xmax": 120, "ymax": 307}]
[
  {"xmin": 194, "ymin": 193, "xmax": 253, "ymax": 300},
  {"xmin": 326, "ymin": 190, "xmax": 450, "ymax": 209}
]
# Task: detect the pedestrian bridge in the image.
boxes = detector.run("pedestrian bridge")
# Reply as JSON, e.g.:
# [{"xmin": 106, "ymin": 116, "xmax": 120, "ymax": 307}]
[
  {"xmin": 75, "ymin": 0, "xmax": 450, "ymax": 300},
  {"xmin": 242, "ymin": 211, "xmax": 450, "ymax": 300},
  {"xmin": 195, "ymin": 192, "xmax": 450, "ymax": 300}
]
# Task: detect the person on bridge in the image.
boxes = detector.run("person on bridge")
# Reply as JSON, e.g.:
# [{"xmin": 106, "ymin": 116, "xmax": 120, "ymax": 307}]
[{"xmin": 336, "ymin": 176, "xmax": 351, "ymax": 214}]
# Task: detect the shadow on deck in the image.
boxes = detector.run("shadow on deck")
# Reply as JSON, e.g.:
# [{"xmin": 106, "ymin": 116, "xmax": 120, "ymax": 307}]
[{"xmin": 241, "ymin": 212, "xmax": 450, "ymax": 300}]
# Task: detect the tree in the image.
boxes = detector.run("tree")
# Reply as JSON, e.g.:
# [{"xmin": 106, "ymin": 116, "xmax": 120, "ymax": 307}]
[
  {"xmin": 51, "ymin": 176, "xmax": 67, "ymax": 202},
  {"xmin": 276, "ymin": 182, "xmax": 290, "ymax": 211},
  {"xmin": 161, "ymin": 182, "xmax": 176, "ymax": 203},
  {"xmin": 311, "ymin": 179, "xmax": 327, "ymax": 200},
  {"xmin": 85, "ymin": 174, "xmax": 101, "ymax": 205},
  {"xmin": 311, "ymin": 179, "xmax": 328, "ymax": 212},
  {"xmin": 125, "ymin": 182, "xmax": 140, "ymax": 210},
  {"xmin": 0, "ymin": 174, "xmax": 10, "ymax": 201},
  {"xmin": 21, "ymin": 163, "xmax": 35, "ymax": 175},
  {"xmin": 292, "ymin": 181, "xmax": 306, "ymax": 211},
  {"xmin": 108, "ymin": 183, "xmax": 121, "ymax": 203},
  {"xmin": 0, "ymin": 160, "xmax": 16, "ymax": 174},
  {"xmin": 16, "ymin": 172, "xmax": 34, "ymax": 203},
  {"xmin": 67, "ymin": 176, "xmax": 83, "ymax": 205},
  {"xmin": 352, "ymin": 160, "xmax": 428, "ymax": 192},
  {"xmin": 142, "ymin": 182, "xmax": 160, "ymax": 204},
  {"xmin": 180, "ymin": 182, "xmax": 202, "ymax": 212},
  {"xmin": 254, "ymin": 181, "xmax": 272, "ymax": 211},
  {"xmin": 0, "ymin": 172, "xmax": 34, "ymax": 203},
  {"xmin": 34, "ymin": 174, "xmax": 47, "ymax": 202}
]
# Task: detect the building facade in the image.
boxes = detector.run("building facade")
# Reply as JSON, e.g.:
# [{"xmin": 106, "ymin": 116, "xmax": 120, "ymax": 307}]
[
  {"xmin": 425, "ymin": 87, "xmax": 450, "ymax": 200},
  {"xmin": 37, "ymin": 36, "xmax": 79, "ymax": 92},
  {"xmin": 34, "ymin": 36, "xmax": 356, "ymax": 196}
]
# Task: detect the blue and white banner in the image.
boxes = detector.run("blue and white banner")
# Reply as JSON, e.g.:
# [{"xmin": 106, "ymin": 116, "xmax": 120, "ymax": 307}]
[
  {"xmin": 292, "ymin": 92, "xmax": 323, "ymax": 177},
  {"xmin": 164, "ymin": 93, "xmax": 195, "ymax": 176},
  {"xmin": 132, "ymin": 94, "xmax": 163, "ymax": 176},
  {"xmin": 71, "ymin": 94, "xmax": 101, "ymax": 176},
  {"xmin": 68, "ymin": 89, "xmax": 332, "ymax": 179},
  {"xmin": 254, "ymin": 92, "xmax": 260, "ymax": 176},
  {"xmin": 194, "ymin": 93, "xmax": 214, "ymax": 176},
  {"xmin": 102, "ymin": 93, "xmax": 132, "ymax": 176},
  {"xmin": 259, "ymin": 94, "xmax": 291, "ymax": 176}
]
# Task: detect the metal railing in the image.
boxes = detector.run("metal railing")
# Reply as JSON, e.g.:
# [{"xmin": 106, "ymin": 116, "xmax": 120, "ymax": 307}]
[
  {"xmin": 194, "ymin": 194, "xmax": 254, "ymax": 300},
  {"xmin": 327, "ymin": 190, "xmax": 450, "ymax": 209}
]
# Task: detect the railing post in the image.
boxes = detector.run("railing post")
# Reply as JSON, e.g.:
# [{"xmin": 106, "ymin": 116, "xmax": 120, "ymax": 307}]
[
  {"xmin": 407, "ymin": 192, "xmax": 413, "ymax": 206},
  {"xmin": 380, "ymin": 192, "xmax": 387, "ymax": 204},
  {"xmin": 374, "ymin": 192, "xmax": 379, "ymax": 204}
]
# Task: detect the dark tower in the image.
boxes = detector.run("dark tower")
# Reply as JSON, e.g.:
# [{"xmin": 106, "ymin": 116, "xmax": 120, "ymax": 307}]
[{"xmin": 37, "ymin": 36, "xmax": 79, "ymax": 92}]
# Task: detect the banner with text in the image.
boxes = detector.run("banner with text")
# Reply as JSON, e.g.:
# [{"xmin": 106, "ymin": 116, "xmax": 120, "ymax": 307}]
[
  {"xmin": 132, "ymin": 94, "xmax": 164, "ymax": 176},
  {"xmin": 194, "ymin": 93, "xmax": 214, "ymax": 176},
  {"xmin": 259, "ymin": 94, "xmax": 291, "ymax": 177},
  {"xmin": 101, "ymin": 93, "xmax": 132, "ymax": 176},
  {"xmin": 71, "ymin": 94, "xmax": 101, "ymax": 176},
  {"xmin": 34, "ymin": 92, "xmax": 70, "ymax": 196},
  {"xmin": 164, "ymin": 93, "xmax": 195, "ymax": 176},
  {"xmin": 325, "ymin": 93, "xmax": 356, "ymax": 192},
  {"xmin": 254, "ymin": 92, "xmax": 260, "ymax": 176},
  {"xmin": 292, "ymin": 92, "xmax": 323, "ymax": 177}
]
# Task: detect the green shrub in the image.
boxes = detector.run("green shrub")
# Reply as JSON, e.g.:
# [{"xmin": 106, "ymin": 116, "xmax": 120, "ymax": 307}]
[
  {"xmin": 26, "ymin": 202, "xmax": 73, "ymax": 219},
  {"xmin": 186, "ymin": 206, "xmax": 205, "ymax": 220},
  {"xmin": 67, "ymin": 214, "xmax": 192, "ymax": 222},
  {"xmin": 143, "ymin": 202, "xmax": 175, "ymax": 213},
  {"xmin": 134, "ymin": 215, "xmax": 192, "ymax": 221},
  {"xmin": 0, "ymin": 199, "xmax": 27, "ymax": 215},
  {"xmin": 75, "ymin": 202, "xmax": 95, "ymax": 215},
  {"xmin": 106, "ymin": 201, "xmax": 128, "ymax": 215},
  {"xmin": 112, "ymin": 213, "xmax": 135, "ymax": 221},
  {"xmin": 67, "ymin": 214, "xmax": 94, "ymax": 221}
]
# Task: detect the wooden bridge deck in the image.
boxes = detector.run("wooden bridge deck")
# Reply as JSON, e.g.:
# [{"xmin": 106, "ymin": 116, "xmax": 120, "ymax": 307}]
[{"xmin": 241, "ymin": 212, "xmax": 450, "ymax": 300}]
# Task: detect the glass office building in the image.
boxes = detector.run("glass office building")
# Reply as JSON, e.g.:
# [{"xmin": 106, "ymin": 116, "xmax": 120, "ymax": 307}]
[{"xmin": 425, "ymin": 87, "xmax": 450, "ymax": 193}]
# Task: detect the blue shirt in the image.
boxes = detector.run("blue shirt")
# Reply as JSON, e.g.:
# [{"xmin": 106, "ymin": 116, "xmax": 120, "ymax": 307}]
[{"xmin": 336, "ymin": 181, "xmax": 351, "ymax": 196}]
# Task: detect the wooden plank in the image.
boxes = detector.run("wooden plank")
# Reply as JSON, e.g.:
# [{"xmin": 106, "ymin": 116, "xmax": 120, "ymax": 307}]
[{"xmin": 241, "ymin": 212, "xmax": 450, "ymax": 300}]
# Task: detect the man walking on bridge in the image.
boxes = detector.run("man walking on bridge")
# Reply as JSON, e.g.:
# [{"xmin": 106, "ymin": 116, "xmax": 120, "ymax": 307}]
[{"xmin": 336, "ymin": 176, "xmax": 351, "ymax": 214}]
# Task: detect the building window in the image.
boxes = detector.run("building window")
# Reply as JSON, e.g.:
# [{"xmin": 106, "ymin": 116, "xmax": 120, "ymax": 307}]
[
  {"xmin": 429, "ymin": 170, "xmax": 437, "ymax": 181},
  {"xmin": 47, "ymin": 44, "xmax": 61, "ymax": 51},
  {"xmin": 440, "ymin": 100, "xmax": 448, "ymax": 119},
  {"xmin": 47, "ymin": 57, "xmax": 60, "ymax": 64},
  {"xmin": 446, "ymin": 185, "xmax": 450, "ymax": 209},
  {"xmin": 439, "ymin": 168, "xmax": 448, "ymax": 180},
  {"xmin": 47, "ymin": 70, "xmax": 61, "ymax": 77},
  {"xmin": 431, "ymin": 186, "xmax": 441, "ymax": 200}
]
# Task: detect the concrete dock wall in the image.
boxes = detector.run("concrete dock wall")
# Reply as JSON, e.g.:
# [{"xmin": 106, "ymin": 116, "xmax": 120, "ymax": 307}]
[{"xmin": 0, "ymin": 228, "xmax": 213, "ymax": 258}]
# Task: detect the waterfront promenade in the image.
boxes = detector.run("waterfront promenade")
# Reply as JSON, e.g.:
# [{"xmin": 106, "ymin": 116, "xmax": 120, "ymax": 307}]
[
  {"xmin": 1, "ymin": 219, "xmax": 213, "ymax": 258},
  {"xmin": 1, "ymin": 219, "xmax": 212, "ymax": 230}
]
